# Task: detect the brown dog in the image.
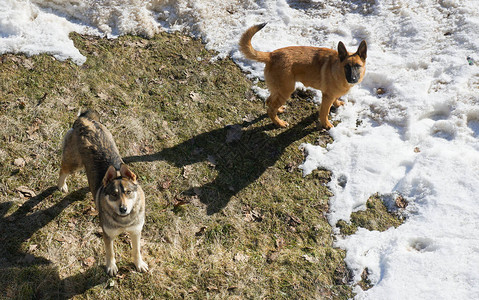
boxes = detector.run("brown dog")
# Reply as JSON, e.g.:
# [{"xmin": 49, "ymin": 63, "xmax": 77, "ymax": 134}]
[
  {"xmin": 239, "ymin": 23, "xmax": 367, "ymax": 129},
  {"xmin": 57, "ymin": 110, "xmax": 148, "ymax": 276}
]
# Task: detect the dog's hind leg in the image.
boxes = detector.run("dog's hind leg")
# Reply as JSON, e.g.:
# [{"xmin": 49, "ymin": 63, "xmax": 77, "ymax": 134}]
[
  {"xmin": 57, "ymin": 129, "xmax": 82, "ymax": 193},
  {"xmin": 57, "ymin": 169, "xmax": 70, "ymax": 193},
  {"xmin": 267, "ymin": 93, "xmax": 290, "ymax": 127}
]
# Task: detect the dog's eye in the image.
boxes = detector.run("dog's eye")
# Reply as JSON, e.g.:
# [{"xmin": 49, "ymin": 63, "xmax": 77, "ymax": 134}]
[{"xmin": 125, "ymin": 190, "xmax": 132, "ymax": 195}]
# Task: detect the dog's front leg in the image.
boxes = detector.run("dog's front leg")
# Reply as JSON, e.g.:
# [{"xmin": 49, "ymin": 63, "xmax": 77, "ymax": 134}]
[
  {"xmin": 318, "ymin": 94, "xmax": 336, "ymax": 129},
  {"xmin": 103, "ymin": 232, "xmax": 118, "ymax": 276},
  {"xmin": 130, "ymin": 229, "xmax": 148, "ymax": 273}
]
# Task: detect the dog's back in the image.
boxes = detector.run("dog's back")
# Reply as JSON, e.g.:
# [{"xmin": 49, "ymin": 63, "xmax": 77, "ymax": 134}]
[{"xmin": 60, "ymin": 110, "xmax": 123, "ymax": 196}]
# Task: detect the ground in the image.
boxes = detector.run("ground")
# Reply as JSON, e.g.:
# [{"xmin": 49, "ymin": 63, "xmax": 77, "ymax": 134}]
[{"xmin": 0, "ymin": 31, "xmax": 401, "ymax": 299}]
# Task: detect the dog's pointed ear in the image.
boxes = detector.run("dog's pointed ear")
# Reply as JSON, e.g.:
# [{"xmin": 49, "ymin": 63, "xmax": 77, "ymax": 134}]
[
  {"xmin": 102, "ymin": 165, "xmax": 117, "ymax": 186},
  {"xmin": 338, "ymin": 42, "xmax": 348, "ymax": 62},
  {"xmin": 120, "ymin": 164, "xmax": 137, "ymax": 182},
  {"xmin": 357, "ymin": 40, "xmax": 367, "ymax": 60}
]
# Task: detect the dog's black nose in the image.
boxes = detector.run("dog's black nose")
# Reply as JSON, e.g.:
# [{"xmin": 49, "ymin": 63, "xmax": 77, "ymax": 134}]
[
  {"xmin": 119, "ymin": 206, "xmax": 127, "ymax": 214},
  {"xmin": 348, "ymin": 76, "xmax": 358, "ymax": 84}
]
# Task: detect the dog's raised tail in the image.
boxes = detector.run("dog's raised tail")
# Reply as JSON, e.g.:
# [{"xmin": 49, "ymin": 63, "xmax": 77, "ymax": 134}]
[{"xmin": 239, "ymin": 23, "xmax": 270, "ymax": 63}]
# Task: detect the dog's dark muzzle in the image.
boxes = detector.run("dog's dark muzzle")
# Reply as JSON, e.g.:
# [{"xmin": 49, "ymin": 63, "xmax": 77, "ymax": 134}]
[{"xmin": 345, "ymin": 65, "xmax": 361, "ymax": 84}]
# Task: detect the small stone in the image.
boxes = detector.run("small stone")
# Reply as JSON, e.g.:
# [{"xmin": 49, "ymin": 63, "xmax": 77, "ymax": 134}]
[
  {"xmin": 376, "ymin": 87, "xmax": 386, "ymax": 95},
  {"xmin": 14, "ymin": 158, "xmax": 25, "ymax": 167}
]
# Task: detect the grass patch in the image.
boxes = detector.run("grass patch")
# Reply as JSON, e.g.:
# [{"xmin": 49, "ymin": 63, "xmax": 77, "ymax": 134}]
[
  {"xmin": 336, "ymin": 194, "xmax": 405, "ymax": 235},
  {"xmin": 0, "ymin": 31, "xmax": 353, "ymax": 298}
]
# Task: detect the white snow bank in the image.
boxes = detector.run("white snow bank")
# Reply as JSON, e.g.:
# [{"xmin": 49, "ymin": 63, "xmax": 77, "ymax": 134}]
[{"xmin": 0, "ymin": 0, "xmax": 162, "ymax": 64}]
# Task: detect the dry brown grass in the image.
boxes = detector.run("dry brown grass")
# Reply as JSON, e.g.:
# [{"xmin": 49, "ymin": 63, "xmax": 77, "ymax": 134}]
[{"xmin": 0, "ymin": 31, "xmax": 403, "ymax": 299}]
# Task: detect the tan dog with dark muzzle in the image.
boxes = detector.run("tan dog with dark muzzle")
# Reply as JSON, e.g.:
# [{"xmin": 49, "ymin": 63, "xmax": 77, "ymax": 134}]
[
  {"xmin": 58, "ymin": 110, "xmax": 148, "ymax": 276},
  {"xmin": 240, "ymin": 23, "xmax": 367, "ymax": 129}
]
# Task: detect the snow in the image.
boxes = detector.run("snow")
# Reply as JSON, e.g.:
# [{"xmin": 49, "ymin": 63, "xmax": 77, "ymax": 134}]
[{"xmin": 2, "ymin": 0, "xmax": 479, "ymax": 298}]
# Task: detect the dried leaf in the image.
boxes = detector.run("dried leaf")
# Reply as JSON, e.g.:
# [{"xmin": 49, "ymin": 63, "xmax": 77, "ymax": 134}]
[
  {"xmin": 234, "ymin": 253, "xmax": 249, "ymax": 262},
  {"xmin": 55, "ymin": 237, "xmax": 67, "ymax": 243},
  {"xmin": 161, "ymin": 120, "xmax": 174, "ymax": 137},
  {"xmin": 160, "ymin": 179, "xmax": 171, "ymax": 190},
  {"xmin": 174, "ymin": 196, "xmax": 189, "ymax": 207},
  {"xmin": 302, "ymin": 254, "xmax": 319, "ymax": 263},
  {"xmin": 287, "ymin": 214, "xmax": 302, "ymax": 226},
  {"xmin": 97, "ymin": 92, "xmax": 109, "ymax": 100},
  {"xmin": 22, "ymin": 58, "xmax": 34, "ymax": 70},
  {"xmin": 242, "ymin": 114, "xmax": 255, "ymax": 122},
  {"xmin": 251, "ymin": 208, "xmax": 263, "ymax": 222},
  {"xmin": 83, "ymin": 206, "xmax": 98, "ymax": 216},
  {"xmin": 285, "ymin": 162, "xmax": 296, "ymax": 173},
  {"xmin": 16, "ymin": 186, "xmax": 35, "ymax": 198},
  {"xmin": 243, "ymin": 206, "xmax": 263, "ymax": 222},
  {"xmin": 27, "ymin": 119, "xmax": 41, "ymax": 136},
  {"xmin": 189, "ymin": 91, "xmax": 204, "ymax": 103},
  {"xmin": 83, "ymin": 256, "xmax": 96, "ymax": 267},
  {"xmin": 195, "ymin": 226, "xmax": 207, "ymax": 236},
  {"xmin": 206, "ymin": 285, "xmax": 218, "ymax": 292},
  {"xmin": 395, "ymin": 195, "xmax": 408, "ymax": 208},
  {"xmin": 182, "ymin": 165, "xmax": 193, "ymax": 179}
]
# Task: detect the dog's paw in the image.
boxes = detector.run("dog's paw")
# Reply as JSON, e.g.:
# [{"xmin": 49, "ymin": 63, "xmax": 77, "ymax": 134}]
[
  {"xmin": 106, "ymin": 262, "xmax": 118, "ymax": 276},
  {"xmin": 276, "ymin": 120, "xmax": 289, "ymax": 128},
  {"xmin": 57, "ymin": 183, "xmax": 68, "ymax": 193},
  {"xmin": 318, "ymin": 121, "xmax": 333, "ymax": 130},
  {"xmin": 135, "ymin": 259, "xmax": 149, "ymax": 273}
]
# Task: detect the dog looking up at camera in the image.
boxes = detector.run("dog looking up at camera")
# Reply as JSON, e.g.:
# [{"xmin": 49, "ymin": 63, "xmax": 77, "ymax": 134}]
[
  {"xmin": 58, "ymin": 110, "xmax": 148, "ymax": 276},
  {"xmin": 240, "ymin": 23, "xmax": 367, "ymax": 129}
]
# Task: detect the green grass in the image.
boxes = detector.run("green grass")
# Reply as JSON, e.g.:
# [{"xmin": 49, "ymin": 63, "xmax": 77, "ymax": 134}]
[
  {"xmin": 336, "ymin": 194, "xmax": 404, "ymax": 235},
  {"xmin": 0, "ymin": 31, "xmax": 401, "ymax": 299}
]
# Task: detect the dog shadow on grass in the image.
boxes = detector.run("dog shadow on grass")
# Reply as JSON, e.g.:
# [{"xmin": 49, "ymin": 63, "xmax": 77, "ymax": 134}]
[
  {"xmin": 0, "ymin": 186, "xmax": 107, "ymax": 298},
  {"xmin": 124, "ymin": 113, "xmax": 317, "ymax": 215}
]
